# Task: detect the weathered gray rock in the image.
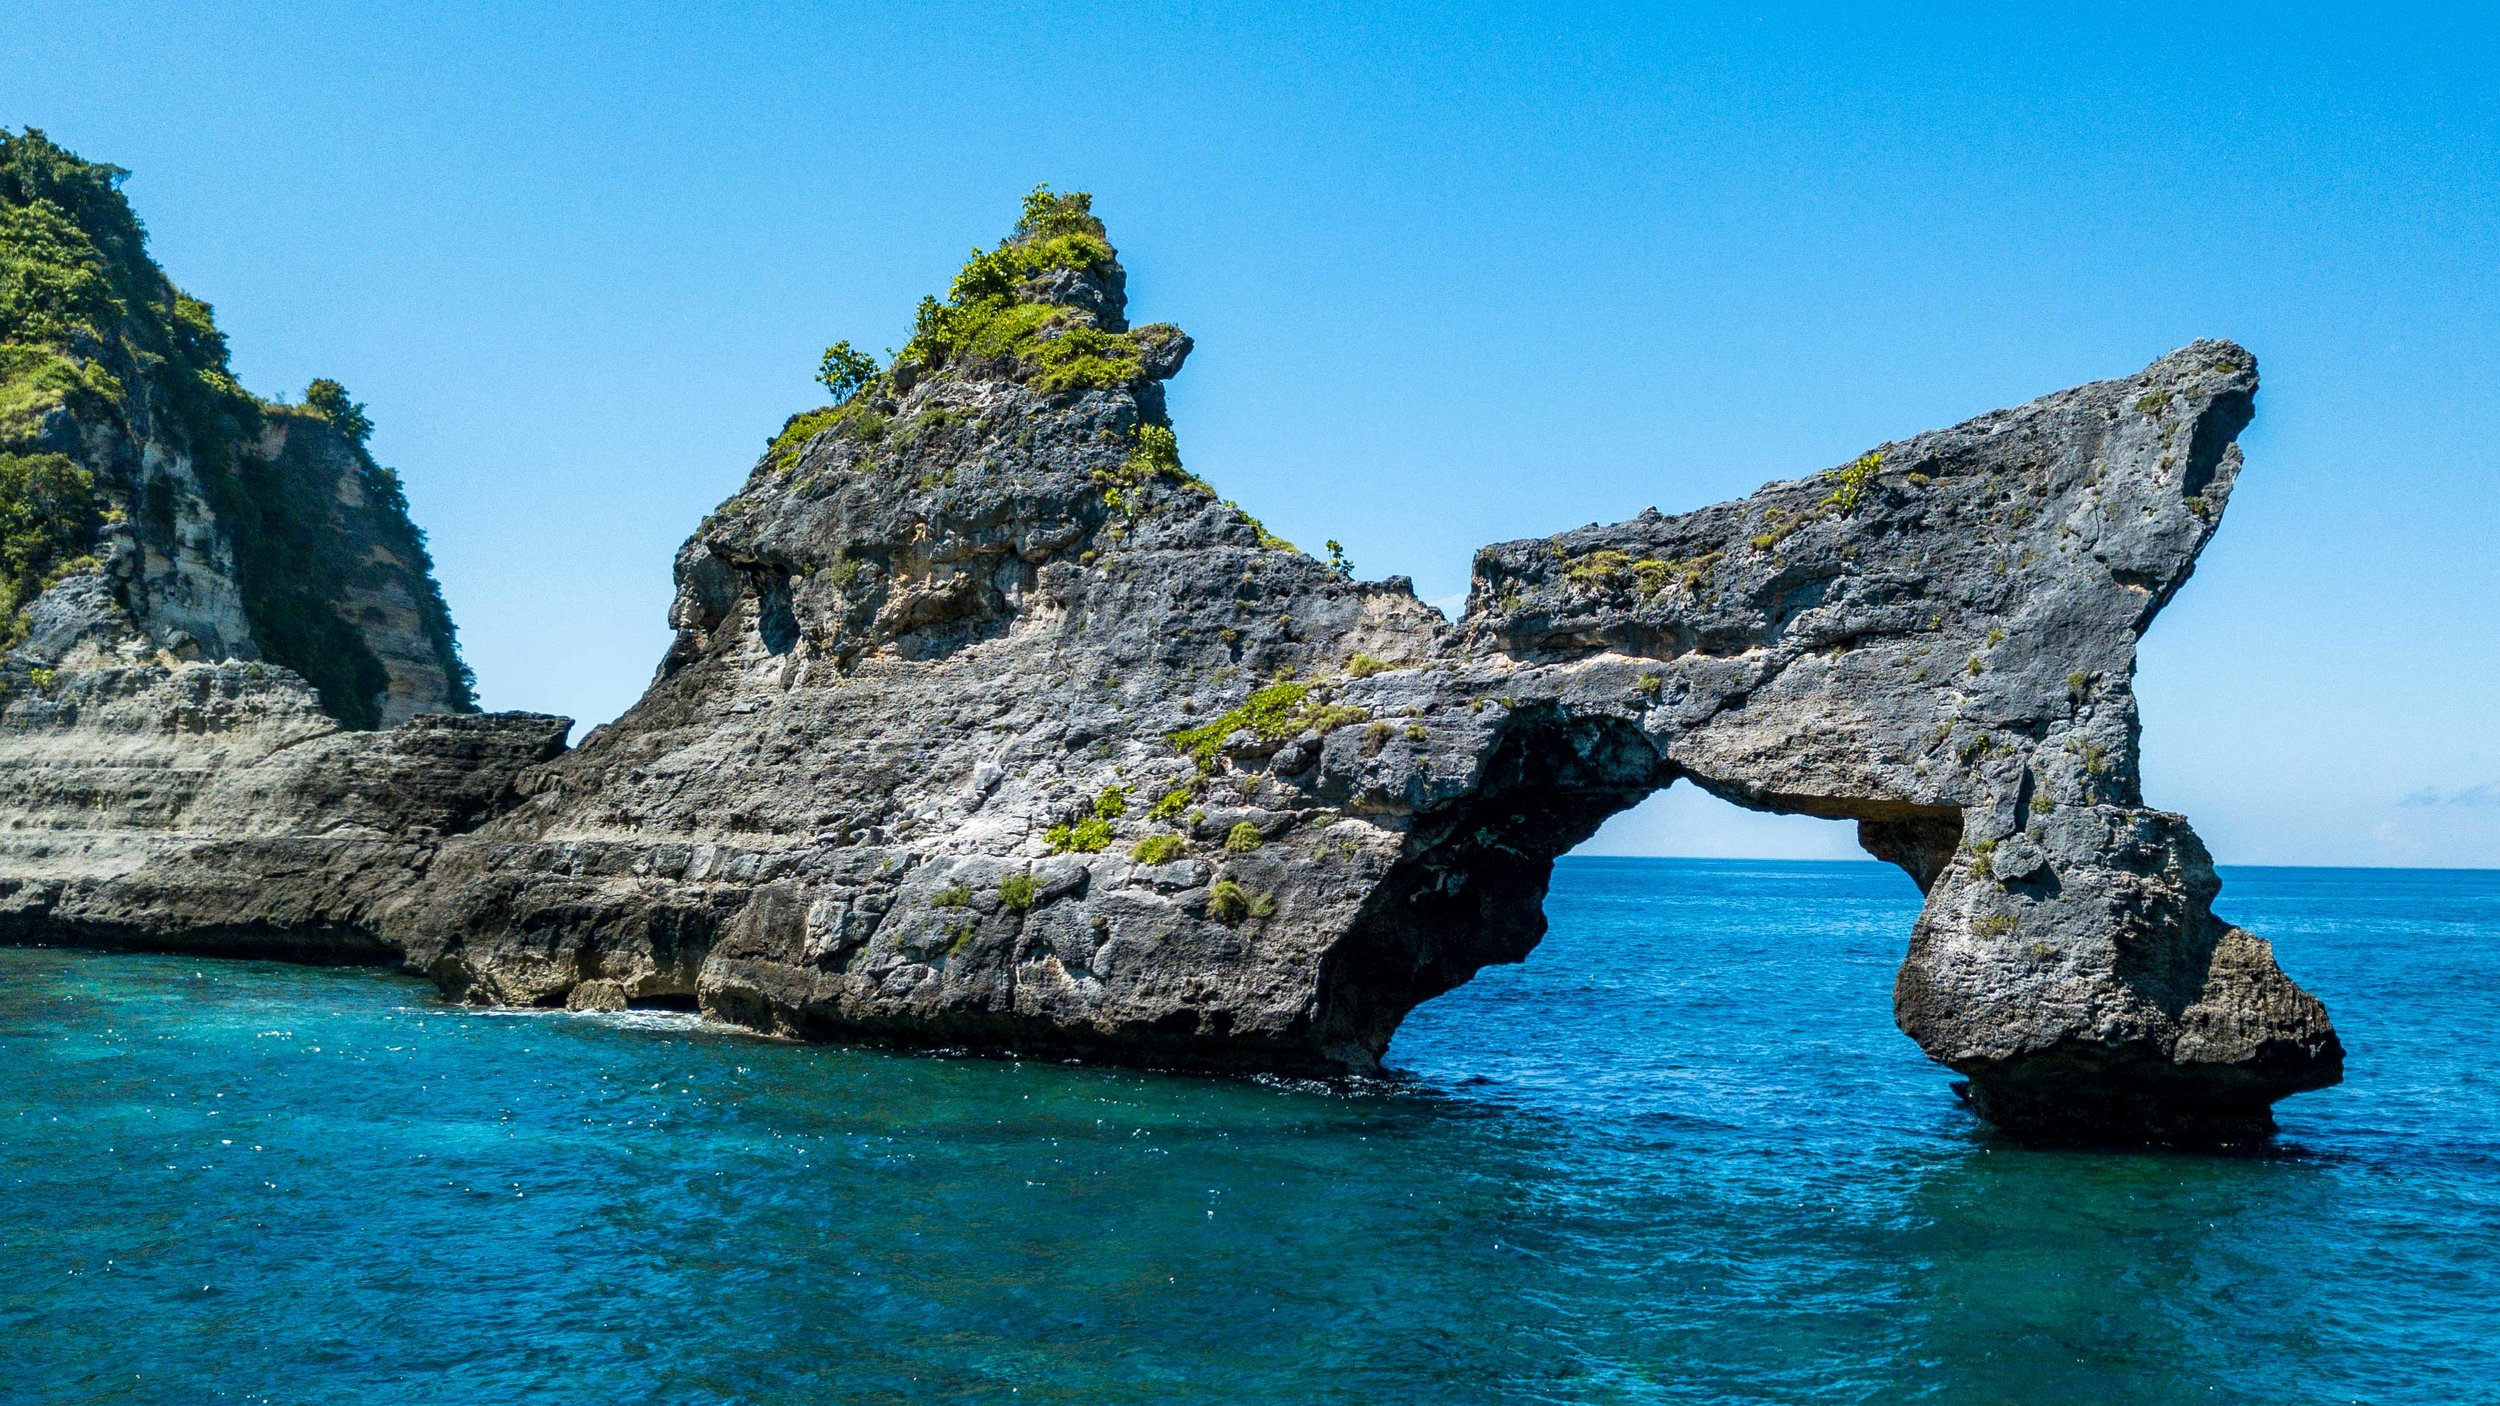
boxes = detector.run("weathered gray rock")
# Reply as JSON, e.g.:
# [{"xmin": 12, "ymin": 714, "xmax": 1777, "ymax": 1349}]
[
  {"xmin": 0, "ymin": 660, "xmax": 566, "ymax": 959},
  {"xmin": 0, "ymin": 132, "xmax": 554, "ymax": 963},
  {"xmin": 380, "ymin": 204, "xmax": 2337, "ymax": 1142},
  {"xmin": 0, "ymin": 181, "xmax": 2342, "ymax": 1143}
]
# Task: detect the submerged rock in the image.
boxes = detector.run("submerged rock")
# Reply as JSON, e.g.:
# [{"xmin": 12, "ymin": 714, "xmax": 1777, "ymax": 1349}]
[{"xmin": 0, "ymin": 172, "xmax": 2341, "ymax": 1144}]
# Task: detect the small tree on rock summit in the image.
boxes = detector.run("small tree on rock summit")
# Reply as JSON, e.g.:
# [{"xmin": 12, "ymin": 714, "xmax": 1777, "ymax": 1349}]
[{"xmin": 817, "ymin": 341, "xmax": 878, "ymax": 403}]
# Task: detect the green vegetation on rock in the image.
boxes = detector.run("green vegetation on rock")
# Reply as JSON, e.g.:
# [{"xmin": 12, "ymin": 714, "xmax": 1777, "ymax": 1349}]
[
  {"xmin": 1822, "ymin": 451, "xmax": 1884, "ymax": 516},
  {"xmin": 815, "ymin": 341, "xmax": 878, "ymax": 403},
  {"xmin": 1131, "ymin": 834, "xmax": 1185, "ymax": 865},
  {"xmin": 1093, "ymin": 422, "xmax": 1213, "ymax": 516},
  {"xmin": 1206, "ymin": 879, "xmax": 1275, "ymax": 924},
  {"xmin": 1045, "ymin": 817, "xmax": 1113, "ymax": 854},
  {"xmin": 0, "ymin": 129, "xmax": 475, "ymax": 720},
  {"xmin": 0, "ymin": 449, "xmax": 97, "ymax": 647},
  {"xmin": 898, "ymin": 186, "xmax": 1155, "ymax": 393},
  {"xmin": 997, "ymin": 871, "xmax": 1041, "ymax": 911},
  {"xmin": 1170, "ymin": 681, "xmax": 1370, "ymax": 772},
  {"xmin": 1564, "ymin": 546, "xmax": 1718, "ymax": 598}
]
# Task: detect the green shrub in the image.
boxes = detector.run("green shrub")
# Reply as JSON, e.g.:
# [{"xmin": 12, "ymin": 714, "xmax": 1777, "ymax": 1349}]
[
  {"xmin": 1146, "ymin": 783, "xmax": 1193, "ymax": 821},
  {"xmin": 1132, "ymin": 834, "xmax": 1186, "ymax": 866},
  {"xmin": 1224, "ymin": 822, "xmax": 1263, "ymax": 853},
  {"xmin": 1207, "ymin": 879, "xmax": 1276, "ymax": 924},
  {"xmin": 1045, "ymin": 816, "xmax": 1114, "ymax": 854},
  {"xmin": 1346, "ymin": 653, "xmax": 1390, "ymax": 678},
  {"xmin": 1821, "ymin": 451, "xmax": 1883, "ymax": 516},
  {"xmin": 932, "ymin": 883, "xmax": 973, "ymax": 909},
  {"xmin": 998, "ymin": 872, "xmax": 1040, "ymax": 910},
  {"xmin": 1306, "ymin": 702, "xmax": 1369, "ymax": 734},
  {"xmin": 1092, "ymin": 423, "xmax": 1213, "ymax": 512},
  {"xmin": 301, "ymin": 378, "xmax": 371, "ymax": 444},
  {"xmin": 1325, "ymin": 540, "xmax": 1353, "ymax": 577},
  {"xmin": 1090, "ymin": 785, "xmax": 1129, "ymax": 820}
]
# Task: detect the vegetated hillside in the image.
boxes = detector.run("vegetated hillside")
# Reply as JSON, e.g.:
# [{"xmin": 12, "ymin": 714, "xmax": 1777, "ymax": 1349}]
[{"xmin": 0, "ymin": 128, "xmax": 471, "ymax": 727}]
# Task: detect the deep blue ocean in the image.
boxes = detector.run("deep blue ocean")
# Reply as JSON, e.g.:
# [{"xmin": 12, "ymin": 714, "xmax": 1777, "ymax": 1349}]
[{"xmin": 3, "ymin": 858, "xmax": 2494, "ymax": 1404}]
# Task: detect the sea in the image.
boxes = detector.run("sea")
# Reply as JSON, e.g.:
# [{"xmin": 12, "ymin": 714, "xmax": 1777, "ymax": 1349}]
[{"xmin": 2, "ymin": 858, "xmax": 2493, "ymax": 1404}]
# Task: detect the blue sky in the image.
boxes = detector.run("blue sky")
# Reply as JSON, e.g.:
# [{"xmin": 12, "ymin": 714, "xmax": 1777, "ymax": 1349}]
[{"xmin": 6, "ymin": 2, "xmax": 2495, "ymax": 866}]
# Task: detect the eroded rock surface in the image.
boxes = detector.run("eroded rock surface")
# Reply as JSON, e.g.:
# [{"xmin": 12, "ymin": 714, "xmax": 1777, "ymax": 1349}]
[
  {"xmin": 0, "ymin": 132, "xmax": 559, "ymax": 964},
  {"xmin": 0, "ymin": 173, "xmax": 2341, "ymax": 1142},
  {"xmin": 390, "ymin": 198, "xmax": 2339, "ymax": 1141}
]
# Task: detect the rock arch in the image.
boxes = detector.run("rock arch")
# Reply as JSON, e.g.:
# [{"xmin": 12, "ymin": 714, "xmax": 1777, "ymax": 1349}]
[{"xmin": 1, "ymin": 196, "xmax": 2341, "ymax": 1144}]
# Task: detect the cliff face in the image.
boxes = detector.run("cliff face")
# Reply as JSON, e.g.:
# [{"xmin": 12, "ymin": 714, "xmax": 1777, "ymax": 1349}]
[
  {"xmin": 0, "ymin": 133, "xmax": 559, "ymax": 966},
  {"xmin": 0, "ymin": 172, "xmax": 2343, "ymax": 1144},
  {"xmin": 0, "ymin": 129, "xmax": 471, "ymax": 728}
]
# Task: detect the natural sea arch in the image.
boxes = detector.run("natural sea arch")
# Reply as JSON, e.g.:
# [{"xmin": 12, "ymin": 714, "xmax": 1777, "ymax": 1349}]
[{"xmin": 1380, "ymin": 785, "xmax": 1922, "ymax": 1088}]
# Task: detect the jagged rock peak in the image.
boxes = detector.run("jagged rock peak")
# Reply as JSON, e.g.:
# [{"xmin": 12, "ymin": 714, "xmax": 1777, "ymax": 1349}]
[{"xmin": 883, "ymin": 185, "xmax": 1189, "ymax": 395}]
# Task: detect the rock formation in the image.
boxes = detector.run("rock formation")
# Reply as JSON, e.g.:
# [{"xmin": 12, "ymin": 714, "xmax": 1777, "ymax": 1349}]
[
  {"xmin": 0, "ymin": 130, "xmax": 563, "ymax": 958},
  {"xmin": 0, "ymin": 160, "xmax": 2342, "ymax": 1144}
]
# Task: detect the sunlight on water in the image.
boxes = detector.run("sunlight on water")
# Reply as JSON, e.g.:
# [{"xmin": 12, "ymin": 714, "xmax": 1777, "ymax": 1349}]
[{"xmin": 3, "ymin": 860, "xmax": 2494, "ymax": 1404}]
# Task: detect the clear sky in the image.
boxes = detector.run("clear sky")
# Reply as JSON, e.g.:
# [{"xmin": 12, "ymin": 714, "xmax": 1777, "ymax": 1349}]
[{"xmin": 5, "ymin": 2, "xmax": 2495, "ymax": 867}]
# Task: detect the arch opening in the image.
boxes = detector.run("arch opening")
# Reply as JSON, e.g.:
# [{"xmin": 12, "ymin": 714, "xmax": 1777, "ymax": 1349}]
[{"xmin": 1310, "ymin": 706, "xmax": 1959, "ymax": 1071}]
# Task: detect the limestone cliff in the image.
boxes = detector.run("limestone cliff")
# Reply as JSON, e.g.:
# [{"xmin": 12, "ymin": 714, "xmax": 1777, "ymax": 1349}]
[
  {"xmin": 0, "ymin": 178, "xmax": 2343, "ymax": 1144},
  {"xmin": 1, "ymin": 129, "xmax": 471, "ymax": 728},
  {"xmin": 0, "ymin": 133, "xmax": 562, "ymax": 965}
]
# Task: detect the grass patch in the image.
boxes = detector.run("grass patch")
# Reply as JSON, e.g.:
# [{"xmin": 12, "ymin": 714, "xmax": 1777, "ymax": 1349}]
[
  {"xmin": 1132, "ymin": 834, "xmax": 1186, "ymax": 865},
  {"xmin": 1171, "ymin": 681, "xmax": 1310, "ymax": 770},
  {"xmin": 1207, "ymin": 879, "xmax": 1276, "ymax": 924},
  {"xmin": 998, "ymin": 872, "xmax": 1040, "ymax": 911}
]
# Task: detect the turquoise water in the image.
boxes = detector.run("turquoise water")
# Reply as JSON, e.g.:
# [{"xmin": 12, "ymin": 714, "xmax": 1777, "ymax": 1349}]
[{"xmin": 3, "ymin": 859, "xmax": 2494, "ymax": 1404}]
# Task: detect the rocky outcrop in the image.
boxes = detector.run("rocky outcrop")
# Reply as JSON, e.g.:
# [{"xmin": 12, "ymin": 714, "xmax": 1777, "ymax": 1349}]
[
  {"xmin": 0, "ymin": 170, "xmax": 2342, "ymax": 1143},
  {"xmin": 1, "ymin": 129, "xmax": 473, "ymax": 728},
  {"xmin": 388, "ymin": 193, "xmax": 2336, "ymax": 1142},
  {"xmin": 0, "ymin": 661, "xmax": 565, "ymax": 959},
  {"xmin": 0, "ymin": 133, "xmax": 550, "ymax": 961}
]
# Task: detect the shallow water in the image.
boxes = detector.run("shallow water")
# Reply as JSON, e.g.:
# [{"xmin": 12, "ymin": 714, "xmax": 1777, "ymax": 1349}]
[{"xmin": 3, "ymin": 858, "xmax": 2493, "ymax": 1404}]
